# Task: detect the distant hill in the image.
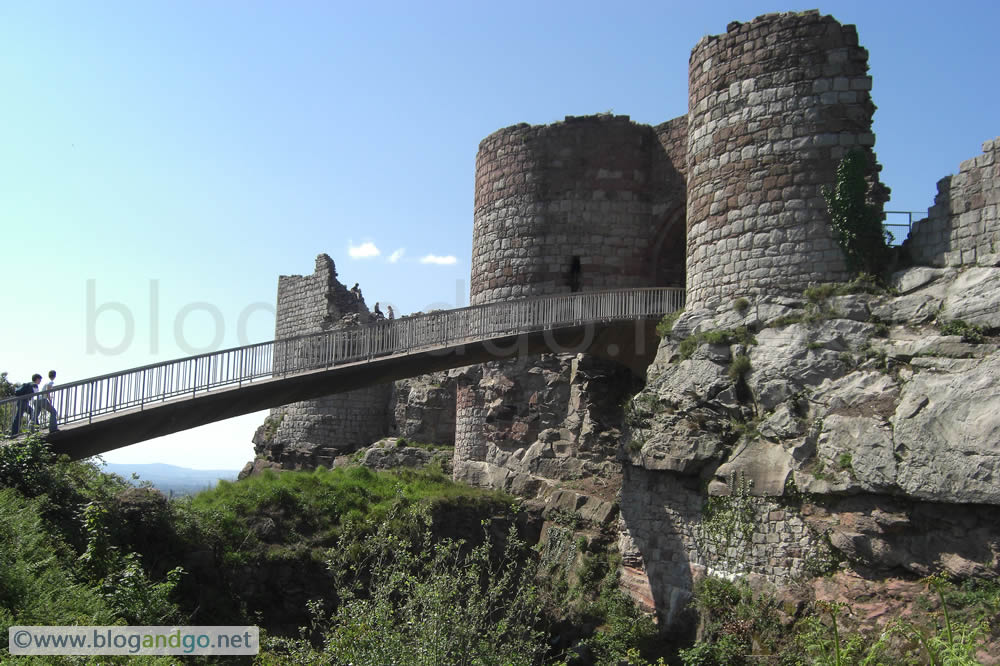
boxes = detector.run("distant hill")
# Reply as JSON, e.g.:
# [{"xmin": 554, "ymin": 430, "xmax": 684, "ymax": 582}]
[{"xmin": 101, "ymin": 462, "xmax": 240, "ymax": 496}]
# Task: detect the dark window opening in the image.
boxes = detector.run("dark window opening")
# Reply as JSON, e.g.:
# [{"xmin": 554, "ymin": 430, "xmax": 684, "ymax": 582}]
[{"xmin": 569, "ymin": 256, "xmax": 581, "ymax": 292}]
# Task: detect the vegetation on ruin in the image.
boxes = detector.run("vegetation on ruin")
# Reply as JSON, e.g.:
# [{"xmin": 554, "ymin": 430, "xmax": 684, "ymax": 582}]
[
  {"xmin": 696, "ymin": 472, "xmax": 759, "ymax": 571},
  {"xmin": 680, "ymin": 573, "xmax": 999, "ymax": 665},
  {"xmin": 823, "ymin": 149, "xmax": 892, "ymax": 278},
  {"xmin": 656, "ymin": 309, "xmax": 684, "ymax": 338},
  {"xmin": 0, "ymin": 436, "xmax": 668, "ymax": 664},
  {"xmin": 765, "ymin": 275, "xmax": 896, "ymax": 331},
  {"xmin": 3, "ymin": 435, "xmax": 999, "ymax": 664},
  {"xmin": 728, "ymin": 354, "xmax": 752, "ymax": 383},
  {"xmin": 677, "ymin": 326, "xmax": 757, "ymax": 360},
  {"xmin": 938, "ymin": 319, "xmax": 987, "ymax": 343}
]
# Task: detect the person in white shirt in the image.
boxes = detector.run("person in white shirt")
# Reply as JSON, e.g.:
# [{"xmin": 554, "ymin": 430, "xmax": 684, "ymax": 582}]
[{"xmin": 32, "ymin": 369, "xmax": 59, "ymax": 433}]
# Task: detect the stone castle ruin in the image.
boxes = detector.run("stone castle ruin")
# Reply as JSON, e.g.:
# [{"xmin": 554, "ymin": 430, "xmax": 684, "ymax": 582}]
[
  {"xmin": 251, "ymin": 7, "xmax": 998, "ymax": 481},
  {"xmin": 248, "ymin": 9, "xmax": 1000, "ymax": 630}
]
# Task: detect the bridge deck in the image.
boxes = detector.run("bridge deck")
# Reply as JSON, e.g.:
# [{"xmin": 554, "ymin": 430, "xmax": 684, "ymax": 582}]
[{"xmin": 1, "ymin": 288, "xmax": 684, "ymax": 458}]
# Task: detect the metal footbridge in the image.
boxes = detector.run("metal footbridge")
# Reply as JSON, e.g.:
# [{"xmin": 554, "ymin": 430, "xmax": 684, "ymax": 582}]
[{"xmin": 1, "ymin": 288, "xmax": 684, "ymax": 459}]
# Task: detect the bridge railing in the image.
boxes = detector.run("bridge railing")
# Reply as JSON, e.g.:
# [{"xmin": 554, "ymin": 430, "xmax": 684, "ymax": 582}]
[{"xmin": 1, "ymin": 287, "xmax": 684, "ymax": 434}]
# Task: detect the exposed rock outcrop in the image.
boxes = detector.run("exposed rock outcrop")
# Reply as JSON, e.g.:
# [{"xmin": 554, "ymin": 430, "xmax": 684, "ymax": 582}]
[
  {"xmin": 390, "ymin": 369, "xmax": 465, "ymax": 446},
  {"xmin": 619, "ymin": 266, "xmax": 1000, "ymax": 629},
  {"xmin": 355, "ymin": 438, "xmax": 454, "ymax": 475},
  {"xmin": 453, "ymin": 353, "xmax": 641, "ymax": 524}
]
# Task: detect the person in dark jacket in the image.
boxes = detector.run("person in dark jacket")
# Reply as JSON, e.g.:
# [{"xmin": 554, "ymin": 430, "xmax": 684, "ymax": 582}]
[{"xmin": 9, "ymin": 374, "xmax": 41, "ymax": 437}]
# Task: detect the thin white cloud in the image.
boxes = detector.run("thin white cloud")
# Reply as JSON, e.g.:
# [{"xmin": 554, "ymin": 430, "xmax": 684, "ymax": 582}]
[
  {"xmin": 419, "ymin": 254, "xmax": 457, "ymax": 265},
  {"xmin": 388, "ymin": 248, "xmax": 405, "ymax": 263},
  {"xmin": 348, "ymin": 241, "xmax": 380, "ymax": 259}
]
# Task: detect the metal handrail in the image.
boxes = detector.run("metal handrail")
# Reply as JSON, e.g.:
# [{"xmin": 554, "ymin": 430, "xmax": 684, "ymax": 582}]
[
  {"xmin": 1, "ymin": 287, "xmax": 685, "ymax": 435},
  {"xmin": 884, "ymin": 210, "xmax": 924, "ymax": 245}
]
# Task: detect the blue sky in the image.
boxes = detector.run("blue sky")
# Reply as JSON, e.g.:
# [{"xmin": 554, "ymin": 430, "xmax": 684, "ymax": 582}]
[{"xmin": 2, "ymin": 1, "xmax": 997, "ymax": 471}]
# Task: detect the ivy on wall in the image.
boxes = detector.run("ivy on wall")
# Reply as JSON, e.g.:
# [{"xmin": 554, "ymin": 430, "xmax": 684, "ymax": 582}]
[{"xmin": 823, "ymin": 149, "xmax": 891, "ymax": 277}]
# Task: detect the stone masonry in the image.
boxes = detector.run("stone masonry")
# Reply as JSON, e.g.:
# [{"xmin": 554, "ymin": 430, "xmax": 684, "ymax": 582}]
[
  {"xmin": 471, "ymin": 114, "xmax": 687, "ymax": 305},
  {"xmin": 457, "ymin": 10, "xmax": 891, "ymax": 490},
  {"xmin": 905, "ymin": 137, "xmax": 1000, "ymax": 268},
  {"xmin": 254, "ymin": 255, "xmax": 391, "ymax": 469},
  {"xmin": 458, "ymin": 114, "xmax": 688, "ymax": 493},
  {"xmin": 686, "ymin": 10, "xmax": 888, "ymax": 307},
  {"xmin": 617, "ymin": 467, "xmax": 829, "ymax": 628}
]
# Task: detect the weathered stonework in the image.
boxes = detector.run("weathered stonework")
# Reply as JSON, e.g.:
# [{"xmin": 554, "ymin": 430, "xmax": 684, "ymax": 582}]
[
  {"xmin": 390, "ymin": 369, "xmax": 464, "ymax": 446},
  {"xmin": 459, "ymin": 113, "xmax": 688, "ymax": 501},
  {"xmin": 471, "ymin": 114, "xmax": 687, "ymax": 305},
  {"xmin": 454, "ymin": 354, "xmax": 637, "ymax": 500},
  {"xmin": 254, "ymin": 255, "xmax": 392, "ymax": 469},
  {"xmin": 686, "ymin": 10, "xmax": 887, "ymax": 308},
  {"xmin": 905, "ymin": 137, "xmax": 1000, "ymax": 268},
  {"xmin": 243, "ymin": 9, "xmax": 1000, "ymax": 643},
  {"xmin": 618, "ymin": 467, "xmax": 830, "ymax": 628}
]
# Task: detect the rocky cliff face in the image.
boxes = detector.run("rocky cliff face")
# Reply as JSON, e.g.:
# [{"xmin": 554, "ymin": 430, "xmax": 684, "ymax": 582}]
[
  {"xmin": 453, "ymin": 353, "xmax": 641, "ymax": 523},
  {"xmin": 618, "ymin": 265, "xmax": 1000, "ymax": 630}
]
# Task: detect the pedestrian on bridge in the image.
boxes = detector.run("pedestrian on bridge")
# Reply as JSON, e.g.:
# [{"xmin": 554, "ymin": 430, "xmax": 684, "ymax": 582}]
[
  {"xmin": 387, "ymin": 305, "xmax": 394, "ymax": 320},
  {"xmin": 32, "ymin": 370, "xmax": 59, "ymax": 433},
  {"xmin": 8, "ymin": 374, "xmax": 41, "ymax": 437}
]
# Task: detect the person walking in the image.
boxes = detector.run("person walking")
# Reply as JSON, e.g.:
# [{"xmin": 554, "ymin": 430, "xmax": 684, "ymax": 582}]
[
  {"xmin": 9, "ymin": 374, "xmax": 41, "ymax": 437},
  {"xmin": 32, "ymin": 370, "xmax": 59, "ymax": 433},
  {"xmin": 387, "ymin": 305, "xmax": 394, "ymax": 320}
]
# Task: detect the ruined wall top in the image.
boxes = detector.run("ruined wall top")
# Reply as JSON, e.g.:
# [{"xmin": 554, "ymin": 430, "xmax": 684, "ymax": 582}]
[{"xmin": 905, "ymin": 137, "xmax": 1000, "ymax": 268}]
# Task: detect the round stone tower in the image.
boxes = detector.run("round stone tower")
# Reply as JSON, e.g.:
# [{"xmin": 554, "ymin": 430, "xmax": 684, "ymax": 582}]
[
  {"xmin": 457, "ymin": 114, "xmax": 688, "ymax": 489},
  {"xmin": 471, "ymin": 115, "xmax": 662, "ymax": 305},
  {"xmin": 685, "ymin": 10, "xmax": 886, "ymax": 307}
]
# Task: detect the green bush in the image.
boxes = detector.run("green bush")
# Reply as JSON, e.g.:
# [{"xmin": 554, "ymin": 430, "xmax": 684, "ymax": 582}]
[
  {"xmin": 939, "ymin": 319, "xmax": 986, "ymax": 343},
  {"xmin": 0, "ymin": 489, "xmax": 113, "ymax": 642},
  {"xmin": 657, "ymin": 310, "xmax": 684, "ymax": 338},
  {"xmin": 680, "ymin": 576, "xmax": 786, "ymax": 665},
  {"xmin": 678, "ymin": 327, "xmax": 757, "ymax": 360},
  {"xmin": 728, "ymin": 354, "xmax": 752, "ymax": 382},
  {"xmin": 315, "ymin": 505, "xmax": 546, "ymax": 665}
]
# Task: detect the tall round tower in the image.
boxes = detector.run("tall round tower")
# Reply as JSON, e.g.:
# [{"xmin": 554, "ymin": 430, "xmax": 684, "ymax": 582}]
[
  {"xmin": 685, "ymin": 10, "xmax": 886, "ymax": 307},
  {"xmin": 471, "ymin": 115, "xmax": 663, "ymax": 305},
  {"xmin": 456, "ymin": 114, "xmax": 687, "ymax": 488}
]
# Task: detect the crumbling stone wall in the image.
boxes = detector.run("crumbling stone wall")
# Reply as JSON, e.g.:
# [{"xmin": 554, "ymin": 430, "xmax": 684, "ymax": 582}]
[
  {"xmin": 255, "ymin": 255, "xmax": 391, "ymax": 469},
  {"xmin": 905, "ymin": 137, "xmax": 1000, "ymax": 267},
  {"xmin": 273, "ymin": 254, "xmax": 358, "ymax": 345},
  {"xmin": 685, "ymin": 10, "xmax": 887, "ymax": 307}
]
